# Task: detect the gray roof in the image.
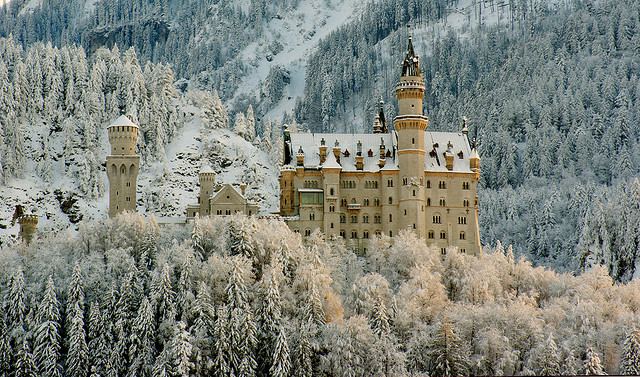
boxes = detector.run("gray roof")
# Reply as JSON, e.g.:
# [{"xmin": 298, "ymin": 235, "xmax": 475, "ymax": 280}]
[{"xmin": 285, "ymin": 130, "xmax": 475, "ymax": 173}]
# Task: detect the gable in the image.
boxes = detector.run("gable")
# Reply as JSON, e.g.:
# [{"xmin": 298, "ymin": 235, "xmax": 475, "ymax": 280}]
[{"xmin": 210, "ymin": 184, "xmax": 246, "ymax": 206}]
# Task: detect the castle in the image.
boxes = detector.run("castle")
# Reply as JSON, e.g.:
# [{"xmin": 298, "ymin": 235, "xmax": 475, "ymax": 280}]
[
  {"xmin": 106, "ymin": 115, "xmax": 259, "ymax": 220},
  {"xmin": 279, "ymin": 37, "xmax": 481, "ymax": 255}
]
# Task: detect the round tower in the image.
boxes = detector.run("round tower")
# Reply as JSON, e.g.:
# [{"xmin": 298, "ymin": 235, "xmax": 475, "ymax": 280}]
[
  {"xmin": 106, "ymin": 115, "xmax": 140, "ymax": 218},
  {"xmin": 395, "ymin": 36, "xmax": 428, "ymax": 238},
  {"xmin": 18, "ymin": 214, "xmax": 38, "ymax": 244},
  {"xmin": 199, "ymin": 164, "xmax": 216, "ymax": 216}
]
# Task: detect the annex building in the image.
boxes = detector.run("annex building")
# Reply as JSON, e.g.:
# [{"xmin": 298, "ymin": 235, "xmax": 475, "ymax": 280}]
[{"xmin": 279, "ymin": 37, "xmax": 481, "ymax": 255}]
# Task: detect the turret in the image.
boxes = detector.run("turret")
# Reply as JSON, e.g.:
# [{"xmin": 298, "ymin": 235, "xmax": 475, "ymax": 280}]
[
  {"xmin": 333, "ymin": 140, "xmax": 341, "ymax": 164},
  {"xmin": 396, "ymin": 36, "xmax": 425, "ymax": 116},
  {"xmin": 106, "ymin": 115, "xmax": 140, "ymax": 217},
  {"xmin": 199, "ymin": 163, "xmax": 216, "ymax": 216},
  {"xmin": 18, "ymin": 214, "xmax": 38, "ymax": 244},
  {"xmin": 319, "ymin": 138, "xmax": 328, "ymax": 164},
  {"xmin": 470, "ymin": 138, "xmax": 480, "ymax": 173}
]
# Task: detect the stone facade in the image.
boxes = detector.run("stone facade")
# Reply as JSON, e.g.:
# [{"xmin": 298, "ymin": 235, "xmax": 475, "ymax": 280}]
[
  {"xmin": 106, "ymin": 115, "xmax": 140, "ymax": 218},
  {"xmin": 186, "ymin": 166, "xmax": 260, "ymax": 220},
  {"xmin": 279, "ymin": 37, "xmax": 482, "ymax": 255}
]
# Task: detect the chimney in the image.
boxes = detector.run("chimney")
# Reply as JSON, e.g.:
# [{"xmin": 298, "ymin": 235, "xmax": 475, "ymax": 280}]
[
  {"xmin": 333, "ymin": 140, "xmax": 341, "ymax": 164},
  {"xmin": 445, "ymin": 141, "xmax": 454, "ymax": 171},
  {"xmin": 240, "ymin": 184, "xmax": 246, "ymax": 196},
  {"xmin": 319, "ymin": 138, "xmax": 327, "ymax": 164}
]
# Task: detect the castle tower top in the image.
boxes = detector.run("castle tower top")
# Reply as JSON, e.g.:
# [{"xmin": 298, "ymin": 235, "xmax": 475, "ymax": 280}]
[
  {"xmin": 108, "ymin": 115, "xmax": 139, "ymax": 155},
  {"xmin": 401, "ymin": 36, "xmax": 421, "ymax": 78}
]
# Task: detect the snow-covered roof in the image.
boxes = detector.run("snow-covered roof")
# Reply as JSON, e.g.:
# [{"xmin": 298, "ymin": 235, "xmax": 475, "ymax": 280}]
[
  {"xmin": 285, "ymin": 130, "xmax": 475, "ymax": 173},
  {"xmin": 287, "ymin": 132, "xmax": 398, "ymax": 172},
  {"xmin": 200, "ymin": 164, "xmax": 215, "ymax": 174},
  {"xmin": 424, "ymin": 132, "xmax": 473, "ymax": 172},
  {"xmin": 108, "ymin": 115, "xmax": 138, "ymax": 128}
]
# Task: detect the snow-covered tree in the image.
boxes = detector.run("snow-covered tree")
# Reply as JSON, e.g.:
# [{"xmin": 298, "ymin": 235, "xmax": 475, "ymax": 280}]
[
  {"xmin": 171, "ymin": 321, "xmax": 195, "ymax": 377},
  {"xmin": 621, "ymin": 328, "xmax": 640, "ymax": 375},
  {"xmin": 34, "ymin": 276, "xmax": 62, "ymax": 377},
  {"xmin": 15, "ymin": 340, "xmax": 38, "ymax": 377},
  {"xmin": 583, "ymin": 346, "xmax": 605, "ymax": 375},
  {"xmin": 65, "ymin": 302, "xmax": 88, "ymax": 377},
  {"xmin": 428, "ymin": 319, "xmax": 468, "ymax": 377},
  {"xmin": 127, "ymin": 297, "xmax": 155, "ymax": 377}
]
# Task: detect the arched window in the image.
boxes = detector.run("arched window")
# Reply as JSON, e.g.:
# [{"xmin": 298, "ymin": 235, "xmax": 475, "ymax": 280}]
[
  {"xmin": 363, "ymin": 231, "xmax": 369, "ymax": 239},
  {"xmin": 440, "ymin": 231, "xmax": 446, "ymax": 239},
  {"xmin": 460, "ymin": 231, "xmax": 466, "ymax": 240},
  {"xmin": 428, "ymin": 230, "xmax": 434, "ymax": 239},
  {"xmin": 389, "ymin": 214, "xmax": 393, "ymax": 222},
  {"xmin": 432, "ymin": 214, "xmax": 441, "ymax": 224},
  {"xmin": 439, "ymin": 198, "xmax": 446, "ymax": 206},
  {"xmin": 310, "ymin": 213, "xmax": 315, "ymax": 221},
  {"xmin": 363, "ymin": 215, "xmax": 369, "ymax": 223},
  {"xmin": 351, "ymin": 198, "xmax": 357, "ymax": 204},
  {"xmin": 388, "ymin": 197, "xmax": 393, "ymax": 205},
  {"xmin": 427, "ymin": 198, "xmax": 431, "ymax": 206},
  {"xmin": 403, "ymin": 177, "xmax": 408, "ymax": 185},
  {"xmin": 329, "ymin": 205, "xmax": 335, "ymax": 212},
  {"xmin": 463, "ymin": 199, "xmax": 469, "ymax": 207},
  {"xmin": 330, "ymin": 188, "xmax": 335, "ymax": 196},
  {"xmin": 305, "ymin": 229, "xmax": 311, "ymax": 236},
  {"xmin": 364, "ymin": 199, "xmax": 369, "ymax": 206},
  {"xmin": 351, "ymin": 230, "xmax": 358, "ymax": 239},
  {"xmin": 426, "ymin": 180, "xmax": 431, "ymax": 188}
]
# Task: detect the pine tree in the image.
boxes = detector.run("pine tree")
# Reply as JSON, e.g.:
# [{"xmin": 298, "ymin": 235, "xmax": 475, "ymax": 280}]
[
  {"xmin": 34, "ymin": 276, "xmax": 62, "ymax": 377},
  {"xmin": 246, "ymin": 105, "xmax": 256, "ymax": 142},
  {"xmin": 292, "ymin": 320, "xmax": 312, "ymax": 377},
  {"xmin": 234, "ymin": 112, "xmax": 248, "ymax": 140},
  {"xmin": 213, "ymin": 305, "xmax": 231, "ymax": 377},
  {"xmin": 269, "ymin": 325, "xmax": 290, "ymax": 377},
  {"xmin": 171, "ymin": 321, "xmax": 195, "ymax": 377},
  {"xmin": 0, "ymin": 313, "xmax": 11, "ymax": 377},
  {"xmin": 257, "ymin": 269, "xmax": 282, "ymax": 377},
  {"xmin": 583, "ymin": 346, "xmax": 605, "ymax": 375},
  {"xmin": 66, "ymin": 302, "xmax": 88, "ymax": 377},
  {"xmin": 371, "ymin": 295, "xmax": 390, "ymax": 337},
  {"xmin": 152, "ymin": 263, "xmax": 176, "ymax": 325},
  {"xmin": 15, "ymin": 340, "xmax": 38, "ymax": 377},
  {"xmin": 87, "ymin": 303, "xmax": 110, "ymax": 377},
  {"xmin": 7, "ymin": 267, "xmax": 26, "ymax": 332},
  {"xmin": 428, "ymin": 319, "xmax": 468, "ymax": 377},
  {"xmin": 562, "ymin": 350, "xmax": 578, "ymax": 376},
  {"xmin": 229, "ymin": 216, "xmax": 253, "ymax": 258},
  {"xmin": 127, "ymin": 297, "xmax": 155, "ymax": 377},
  {"xmin": 621, "ymin": 329, "xmax": 640, "ymax": 375},
  {"xmin": 538, "ymin": 334, "xmax": 560, "ymax": 376}
]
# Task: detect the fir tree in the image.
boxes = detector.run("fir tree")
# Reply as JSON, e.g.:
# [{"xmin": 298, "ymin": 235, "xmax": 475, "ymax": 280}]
[
  {"xmin": 66, "ymin": 302, "xmax": 88, "ymax": 377},
  {"xmin": 0, "ymin": 314, "xmax": 11, "ymax": 377},
  {"xmin": 371, "ymin": 294, "xmax": 390, "ymax": 337},
  {"xmin": 34, "ymin": 276, "xmax": 62, "ymax": 377},
  {"xmin": 269, "ymin": 325, "xmax": 290, "ymax": 377},
  {"xmin": 620, "ymin": 328, "xmax": 640, "ymax": 375},
  {"xmin": 127, "ymin": 297, "xmax": 155, "ymax": 377},
  {"xmin": 562, "ymin": 350, "xmax": 579, "ymax": 376},
  {"xmin": 292, "ymin": 320, "xmax": 313, "ymax": 377},
  {"xmin": 87, "ymin": 303, "xmax": 110, "ymax": 377},
  {"xmin": 171, "ymin": 321, "xmax": 195, "ymax": 377},
  {"xmin": 428, "ymin": 319, "xmax": 468, "ymax": 377},
  {"xmin": 15, "ymin": 340, "xmax": 38, "ymax": 377},
  {"xmin": 583, "ymin": 346, "xmax": 605, "ymax": 375},
  {"xmin": 538, "ymin": 334, "xmax": 560, "ymax": 375},
  {"xmin": 213, "ymin": 305, "xmax": 231, "ymax": 377},
  {"xmin": 7, "ymin": 267, "xmax": 26, "ymax": 333}
]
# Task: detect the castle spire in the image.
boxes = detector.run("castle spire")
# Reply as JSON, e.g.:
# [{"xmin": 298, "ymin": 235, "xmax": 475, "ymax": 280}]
[
  {"xmin": 401, "ymin": 36, "xmax": 421, "ymax": 77},
  {"xmin": 379, "ymin": 98, "xmax": 388, "ymax": 133}
]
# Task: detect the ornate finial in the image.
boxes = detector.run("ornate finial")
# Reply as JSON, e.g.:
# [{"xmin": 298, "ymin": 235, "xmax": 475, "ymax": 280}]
[
  {"xmin": 357, "ymin": 140, "xmax": 362, "ymax": 154},
  {"xmin": 462, "ymin": 116, "xmax": 468, "ymax": 135},
  {"xmin": 472, "ymin": 138, "xmax": 477, "ymax": 150},
  {"xmin": 298, "ymin": 146, "xmax": 303, "ymax": 154},
  {"xmin": 321, "ymin": 137, "xmax": 325, "ymax": 146},
  {"xmin": 335, "ymin": 140, "xmax": 339, "ymax": 147}
]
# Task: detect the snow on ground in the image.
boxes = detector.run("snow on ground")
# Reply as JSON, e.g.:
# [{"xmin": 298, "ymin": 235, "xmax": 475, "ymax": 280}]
[{"xmin": 230, "ymin": 0, "xmax": 368, "ymax": 119}]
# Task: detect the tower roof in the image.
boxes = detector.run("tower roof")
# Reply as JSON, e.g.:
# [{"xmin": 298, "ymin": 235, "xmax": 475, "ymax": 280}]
[
  {"xmin": 109, "ymin": 114, "xmax": 138, "ymax": 128},
  {"xmin": 401, "ymin": 36, "xmax": 421, "ymax": 77}
]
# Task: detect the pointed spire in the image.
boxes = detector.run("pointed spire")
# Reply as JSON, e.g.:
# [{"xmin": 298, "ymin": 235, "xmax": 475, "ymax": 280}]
[
  {"xmin": 401, "ymin": 36, "xmax": 421, "ymax": 77},
  {"xmin": 462, "ymin": 116, "xmax": 468, "ymax": 135},
  {"xmin": 379, "ymin": 98, "xmax": 387, "ymax": 133}
]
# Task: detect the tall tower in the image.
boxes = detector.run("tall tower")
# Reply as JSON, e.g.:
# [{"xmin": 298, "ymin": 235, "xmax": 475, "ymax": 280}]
[
  {"xmin": 106, "ymin": 115, "xmax": 140, "ymax": 218},
  {"xmin": 395, "ymin": 36, "xmax": 428, "ymax": 237},
  {"xmin": 199, "ymin": 164, "xmax": 216, "ymax": 216}
]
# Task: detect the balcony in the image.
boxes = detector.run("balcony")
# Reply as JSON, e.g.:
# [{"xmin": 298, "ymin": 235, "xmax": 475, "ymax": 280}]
[{"xmin": 347, "ymin": 203, "xmax": 361, "ymax": 211}]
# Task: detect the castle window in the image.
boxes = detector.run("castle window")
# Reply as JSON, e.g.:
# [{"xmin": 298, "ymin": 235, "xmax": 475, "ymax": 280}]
[
  {"xmin": 294, "ymin": 229, "xmax": 300, "ymax": 233},
  {"xmin": 440, "ymin": 231, "xmax": 446, "ymax": 239},
  {"xmin": 310, "ymin": 213, "xmax": 315, "ymax": 221},
  {"xmin": 340, "ymin": 215, "xmax": 346, "ymax": 223},
  {"xmin": 433, "ymin": 215, "xmax": 441, "ymax": 224},
  {"xmin": 331, "ymin": 223, "xmax": 334, "ymax": 228},
  {"xmin": 351, "ymin": 198, "xmax": 357, "ymax": 204},
  {"xmin": 389, "ymin": 214, "xmax": 393, "ymax": 222},
  {"xmin": 413, "ymin": 190, "xmax": 416, "ymax": 196},
  {"xmin": 441, "ymin": 248, "xmax": 446, "ymax": 255},
  {"xmin": 389, "ymin": 231, "xmax": 393, "ymax": 237},
  {"xmin": 330, "ymin": 188, "xmax": 335, "ymax": 196},
  {"xmin": 351, "ymin": 215, "xmax": 357, "ymax": 223},
  {"xmin": 475, "ymin": 197, "xmax": 478, "ymax": 206},
  {"xmin": 126, "ymin": 182, "xmax": 131, "ymax": 187},
  {"xmin": 374, "ymin": 215, "xmax": 381, "ymax": 224},
  {"xmin": 427, "ymin": 198, "xmax": 431, "ymax": 206},
  {"xmin": 439, "ymin": 198, "xmax": 446, "ymax": 206},
  {"xmin": 403, "ymin": 177, "xmax": 408, "ymax": 185},
  {"xmin": 428, "ymin": 230, "xmax": 434, "ymax": 239},
  {"xmin": 438, "ymin": 181, "xmax": 446, "ymax": 189},
  {"xmin": 404, "ymin": 209, "xmax": 407, "ymax": 216},
  {"xmin": 126, "ymin": 197, "xmax": 131, "ymax": 202},
  {"xmin": 363, "ymin": 231, "xmax": 369, "ymax": 239},
  {"xmin": 226, "ymin": 210, "xmax": 231, "ymax": 215},
  {"xmin": 462, "ymin": 182, "xmax": 470, "ymax": 190},
  {"xmin": 412, "ymin": 137, "xmax": 415, "ymax": 144},
  {"xmin": 329, "ymin": 205, "xmax": 335, "ymax": 212},
  {"xmin": 460, "ymin": 231, "xmax": 466, "ymax": 240},
  {"xmin": 461, "ymin": 248, "xmax": 466, "ymax": 253},
  {"xmin": 116, "ymin": 191, "xmax": 119, "ymax": 196},
  {"xmin": 463, "ymin": 199, "xmax": 469, "ymax": 207},
  {"xmin": 387, "ymin": 179, "xmax": 393, "ymax": 187},
  {"xmin": 374, "ymin": 198, "xmax": 380, "ymax": 206},
  {"xmin": 301, "ymin": 192, "xmax": 323, "ymax": 204},
  {"xmin": 340, "ymin": 230, "xmax": 346, "ymax": 238},
  {"xmin": 341, "ymin": 199, "xmax": 347, "ymax": 206},
  {"xmin": 121, "ymin": 165, "xmax": 126, "ymax": 174},
  {"xmin": 217, "ymin": 210, "xmax": 222, "ymax": 215},
  {"xmin": 363, "ymin": 215, "xmax": 369, "ymax": 223},
  {"xmin": 426, "ymin": 180, "xmax": 431, "ymax": 188},
  {"xmin": 388, "ymin": 197, "xmax": 393, "ymax": 205},
  {"xmin": 351, "ymin": 231, "xmax": 358, "ymax": 239},
  {"xmin": 364, "ymin": 199, "xmax": 369, "ymax": 206},
  {"xmin": 305, "ymin": 229, "xmax": 311, "ymax": 236},
  {"xmin": 375, "ymin": 230, "xmax": 381, "ymax": 236},
  {"xmin": 458, "ymin": 216, "xmax": 467, "ymax": 225}
]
